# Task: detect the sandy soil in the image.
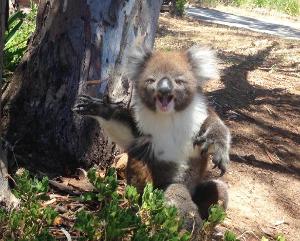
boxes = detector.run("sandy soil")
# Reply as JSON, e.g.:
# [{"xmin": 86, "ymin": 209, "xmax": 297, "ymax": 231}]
[{"xmin": 154, "ymin": 13, "xmax": 300, "ymax": 241}]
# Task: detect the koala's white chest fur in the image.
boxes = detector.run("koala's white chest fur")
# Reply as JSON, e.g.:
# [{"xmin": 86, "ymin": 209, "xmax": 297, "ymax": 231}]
[{"xmin": 133, "ymin": 94, "xmax": 208, "ymax": 163}]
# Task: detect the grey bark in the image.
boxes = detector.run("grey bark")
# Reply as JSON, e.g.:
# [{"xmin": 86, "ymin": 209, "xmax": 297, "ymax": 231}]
[{"xmin": 1, "ymin": 0, "xmax": 163, "ymax": 173}]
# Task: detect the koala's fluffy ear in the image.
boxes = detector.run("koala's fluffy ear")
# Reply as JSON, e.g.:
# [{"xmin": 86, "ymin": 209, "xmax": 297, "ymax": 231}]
[
  {"xmin": 186, "ymin": 46, "xmax": 219, "ymax": 84},
  {"xmin": 125, "ymin": 39, "xmax": 152, "ymax": 81}
]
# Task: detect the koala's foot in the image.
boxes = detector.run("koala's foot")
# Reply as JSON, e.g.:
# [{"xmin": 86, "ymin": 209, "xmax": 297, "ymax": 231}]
[
  {"xmin": 211, "ymin": 145, "xmax": 230, "ymax": 176},
  {"xmin": 192, "ymin": 179, "xmax": 228, "ymax": 220},
  {"xmin": 126, "ymin": 157, "xmax": 152, "ymax": 194},
  {"xmin": 164, "ymin": 183, "xmax": 203, "ymax": 238},
  {"xmin": 193, "ymin": 135, "xmax": 212, "ymax": 150}
]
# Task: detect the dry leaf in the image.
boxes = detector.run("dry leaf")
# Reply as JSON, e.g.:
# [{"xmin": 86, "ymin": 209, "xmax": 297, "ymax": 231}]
[{"xmin": 53, "ymin": 216, "xmax": 63, "ymax": 226}]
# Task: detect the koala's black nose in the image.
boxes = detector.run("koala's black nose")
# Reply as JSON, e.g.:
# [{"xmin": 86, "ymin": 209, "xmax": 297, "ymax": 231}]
[{"xmin": 157, "ymin": 78, "xmax": 173, "ymax": 95}]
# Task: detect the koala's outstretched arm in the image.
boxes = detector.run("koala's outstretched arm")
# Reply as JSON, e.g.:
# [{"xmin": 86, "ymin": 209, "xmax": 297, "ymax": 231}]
[
  {"xmin": 73, "ymin": 95, "xmax": 154, "ymax": 160},
  {"xmin": 193, "ymin": 109, "xmax": 231, "ymax": 176},
  {"xmin": 73, "ymin": 95, "xmax": 137, "ymax": 131},
  {"xmin": 73, "ymin": 95, "xmax": 139, "ymax": 149}
]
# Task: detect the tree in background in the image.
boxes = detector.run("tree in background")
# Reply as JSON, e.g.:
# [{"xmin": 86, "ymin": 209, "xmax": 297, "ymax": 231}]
[{"xmin": 0, "ymin": 0, "xmax": 19, "ymax": 208}]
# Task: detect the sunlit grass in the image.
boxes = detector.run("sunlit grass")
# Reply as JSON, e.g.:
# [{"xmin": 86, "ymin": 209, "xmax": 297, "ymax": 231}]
[{"xmin": 199, "ymin": 0, "xmax": 300, "ymax": 16}]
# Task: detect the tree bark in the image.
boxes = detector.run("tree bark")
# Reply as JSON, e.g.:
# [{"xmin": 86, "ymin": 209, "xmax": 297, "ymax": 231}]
[{"xmin": 1, "ymin": 0, "xmax": 162, "ymax": 174}]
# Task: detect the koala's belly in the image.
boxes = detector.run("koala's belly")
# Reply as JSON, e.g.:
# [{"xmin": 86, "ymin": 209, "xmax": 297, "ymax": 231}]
[{"xmin": 151, "ymin": 132, "xmax": 199, "ymax": 163}]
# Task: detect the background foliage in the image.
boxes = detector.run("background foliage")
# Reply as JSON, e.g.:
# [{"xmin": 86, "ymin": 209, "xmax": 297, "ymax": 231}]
[
  {"xmin": 3, "ymin": 2, "xmax": 37, "ymax": 79},
  {"xmin": 196, "ymin": 0, "xmax": 300, "ymax": 15}
]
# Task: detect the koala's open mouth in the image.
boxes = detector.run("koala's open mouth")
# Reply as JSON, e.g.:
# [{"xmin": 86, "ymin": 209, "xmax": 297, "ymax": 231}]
[{"xmin": 156, "ymin": 95, "xmax": 174, "ymax": 112}]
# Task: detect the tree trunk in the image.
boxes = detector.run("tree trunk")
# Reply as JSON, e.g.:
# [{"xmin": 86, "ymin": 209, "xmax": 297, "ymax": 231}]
[{"xmin": 1, "ymin": 0, "xmax": 163, "ymax": 174}]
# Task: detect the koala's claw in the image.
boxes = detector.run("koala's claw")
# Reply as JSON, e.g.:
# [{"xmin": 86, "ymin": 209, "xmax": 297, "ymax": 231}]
[
  {"xmin": 212, "ymin": 155, "xmax": 228, "ymax": 176},
  {"xmin": 73, "ymin": 95, "xmax": 104, "ymax": 116},
  {"xmin": 193, "ymin": 135, "xmax": 229, "ymax": 176},
  {"xmin": 212, "ymin": 162, "xmax": 226, "ymax": 176},
  {"xmin": 193, "ymin": 135, "xmax": 207, "ymax": 149}
]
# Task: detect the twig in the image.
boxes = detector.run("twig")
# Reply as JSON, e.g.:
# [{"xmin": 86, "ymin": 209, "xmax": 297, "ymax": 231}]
[
  {"xmin": 42, "ymin": 198, "xmax": 57, "ymax": 206},
  {"xmin": 190, "ymin": 212, "xmax": 196, "ymax": 238},
  {"xmin": 86, "ymin": 80, "xmax": 101, "ymax": 85},
  {"xmin": 264, "ymin": 147, "xmax": 297, "ymax": 174},
  {"xmin": 48, "ymin": 180, "xmax": 81, "ymax": 196},
  {"xmin": 5, "ymin": 174, "xmax": 16, "ymax": 186},
  {"xmin": 60, "ymin": 227, "xmax": 72, "ymax": 241},
  {"xmin": 264, "ymin": 148, "xmax": 276, "ymax": 163},
  {"xmin": 0, "ymin": 136, "xmax": 22, "ymax": 168},
  {"xmin": 238, "ymin": 230, "xmax": 260, "ymax": 240}
]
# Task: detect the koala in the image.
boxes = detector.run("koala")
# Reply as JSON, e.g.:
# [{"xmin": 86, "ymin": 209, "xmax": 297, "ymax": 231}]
[{"xmin": 73, "ymin": 44, "xmax": 231, "ymax": 235}]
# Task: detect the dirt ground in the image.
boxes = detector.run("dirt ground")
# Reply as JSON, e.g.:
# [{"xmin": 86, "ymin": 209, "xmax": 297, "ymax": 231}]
[{"xmin": 154, "ymin": 13, "xmax": 300, "ymax": 241}]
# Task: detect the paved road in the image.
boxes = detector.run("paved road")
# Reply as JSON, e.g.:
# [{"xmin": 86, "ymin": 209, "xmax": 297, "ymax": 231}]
[{"xmin": 186, "ymin": 7, "xmax": 300, "ymax": 40}]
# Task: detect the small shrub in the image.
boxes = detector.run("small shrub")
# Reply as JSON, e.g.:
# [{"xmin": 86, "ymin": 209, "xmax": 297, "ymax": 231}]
[
  {"xmin": 276, "ymin": 235, "xmax": 286, "ymax": 241},
  {"xmin": 0, "ymin": 170, "xmax": 57, "ymax": 241},
  {"xmin": 74, "ymin": 168, "xmax": 190, "ymax": 240},
  {"xmin": 0, "ymin": 168, "xmax": 286, "ymax": 240},
  {"xmin": 199, "ymin": 204, "xmax": 227, "ymax": 240},
  {"xmin": 224, "ymin": 230, "xmax": 241, "ymax": 241},
  {"xmin": 175, "ymin": 0, "xmax": 188, "ymax": 16}
]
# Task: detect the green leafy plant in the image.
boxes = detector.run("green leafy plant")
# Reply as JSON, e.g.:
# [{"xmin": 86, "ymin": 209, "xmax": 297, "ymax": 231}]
[
  {"xmin": 3, "ymin": 2, "xmax": 37, "ymax": 78},
  {"xmin": 276, "ymin": 235, "xmax": 286, "ymax": 241},
  {"xmin": 195, "ymin": 0, "xmax": 299, "ymax": 15},
  {"xmin": 0, "ymin": 170, "xmax": 57, "ymax": 241},
  {"xmin": 74, "ymin": 168, "xmax": 190, "ymax": 241},
  {"xmin": 175, "ymin": 0, "xmax": 188, "ymax": 16},
  {"xmin": 0, "ymin": 167, "xmax": 288, "ymax": 240},
  {"xmin": 199, "ymin": 203, "xmax": 227, "ymax": 240},
  {"xmin": 224, "ymin": 230, "xmax": 241, "ymax": 241},
  {"xmin": 260, "ymin": 235, "xmax": 286, "ymax": 241}
]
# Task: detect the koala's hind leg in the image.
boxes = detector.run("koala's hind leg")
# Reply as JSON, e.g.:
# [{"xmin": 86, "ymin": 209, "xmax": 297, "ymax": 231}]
[
  {"xmin": 192, "ymin": 180, "xmax": 228, "ymax": 220},
  {"xmin": 126, "ymin": 135, "xmax": 154, "ymax": 193},
  {"xmin": 164, "ymin": 183, "xmax": 203, "ymax": 238},
  {"xmin": 126, "ymin": 157, "xmax": 152, "ymax": 194}
]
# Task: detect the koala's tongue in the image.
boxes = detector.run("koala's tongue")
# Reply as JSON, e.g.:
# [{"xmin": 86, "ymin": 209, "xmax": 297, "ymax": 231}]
[
  {"xmin": 161, "ymin": 96, "xmax": 170, "ymax": 108},
  {"xmin": 158, "ymin": 96, "xmax": 173, "ymax": 111}
]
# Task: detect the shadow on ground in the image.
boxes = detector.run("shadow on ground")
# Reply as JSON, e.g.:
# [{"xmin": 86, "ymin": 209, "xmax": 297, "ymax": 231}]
[{"xmin": 207, "ymin": 43, "xmax": 300, "ymax": 177}]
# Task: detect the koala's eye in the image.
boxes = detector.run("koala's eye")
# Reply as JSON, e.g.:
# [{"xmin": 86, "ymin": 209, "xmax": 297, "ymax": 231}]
[
  {"xmin": 175, "ymin": 78, "xmax": 185, "ymax": 85},
  {"xmin": 145, "ymin": 78, "xmax": 155, "ymax": 84}
]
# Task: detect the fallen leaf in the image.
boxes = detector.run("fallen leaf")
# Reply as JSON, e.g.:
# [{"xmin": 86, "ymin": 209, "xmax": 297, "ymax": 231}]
[{"xmin": 53, "ymin": 216, "xmax": 63, "ymax": 226}]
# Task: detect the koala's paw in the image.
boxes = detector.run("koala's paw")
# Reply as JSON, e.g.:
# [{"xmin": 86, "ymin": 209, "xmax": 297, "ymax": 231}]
[
  {"xmin": 212, "ymin": 148, "xmax": 229, "ymax": 176},
  {"xmin": 73, "ymin": 95, "xmax": 104, "ymax": 116},
  {"xmin": 193, "ymin": 135, "xmax": 229, "ymax": 176},
  {"xmin": 193, "ymin": 135, "xmax": 208, "ymax": 149}
]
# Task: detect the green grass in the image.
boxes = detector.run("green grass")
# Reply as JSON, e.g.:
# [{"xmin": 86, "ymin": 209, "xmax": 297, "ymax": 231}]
[{"xmin": 198, "ymin": 0, "xmax": 300, "ymax": 16}]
